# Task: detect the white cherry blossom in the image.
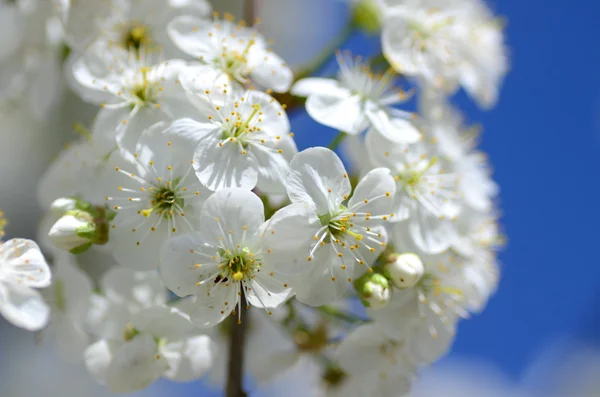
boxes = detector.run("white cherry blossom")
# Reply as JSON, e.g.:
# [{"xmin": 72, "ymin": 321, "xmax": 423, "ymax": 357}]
[
  {"xmin": 0, "ymin": 238, "xmax": 51, "ymax": 331},
  {"xmin": 59, "ymin": 0, "xmax": 212, "ymax": 58},
  {"xmin": 164, "ymin": 85, "xmax": 296, "ymax": 193},
  {"xmin": 160, "ymin": 188, "xmax": 291, "ymax": 327},
  {"xmin": 366, "ymin": 131, "xmax": 459, "ymax": 254},
  {"xmin": 103, "ymin": 122, "xmax": 211, "ymax": 270},
  {"xmin": 370, "ymin": 251, "xmax": 470, "ymax": 364},
  {"xmin": 262, "ymin": 147, "xmax": 396, "ymax": 306},
  {"xmin": 335, "ymin": 323, "xmax": 416, "ymax": 397},
  {"xmin": 85, "ymin": 305, "xmax": 215, "ymax": 393},
  {"xmin": 382, "ymin": 0, "xmax": 508, "ymax": 108},
  {"xmin": 71, "ymin": 48, "xmax": 196, "ymax": 150},
  {"xmin": 292, "ymin": 52, "xmax": 420, "ymax": 143},
  {"xmin": 168, "ymin": 15, "xmax": 293, "ymax": 93}
]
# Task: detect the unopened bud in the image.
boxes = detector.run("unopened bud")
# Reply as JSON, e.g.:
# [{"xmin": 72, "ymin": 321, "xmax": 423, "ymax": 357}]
[
  {"xmin": 353, "ymin": 0, "xmax": 383, "ymax": 34},
  {"xmin": 48, "ymin": 211, "xmax": 95, "ymax": 254},
  {"xmin": 354, "ymin": 272, "xmax": 391, "ymax": 309},
  {"xmin": 386, "ymin": 253, "xmax": 424, "ymax": 289}
]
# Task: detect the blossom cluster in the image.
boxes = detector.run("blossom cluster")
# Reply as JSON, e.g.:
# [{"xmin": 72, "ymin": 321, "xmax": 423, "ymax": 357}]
[{"xmin": 0, "ymin": 0, "xmax": 507, "ymax": 395}]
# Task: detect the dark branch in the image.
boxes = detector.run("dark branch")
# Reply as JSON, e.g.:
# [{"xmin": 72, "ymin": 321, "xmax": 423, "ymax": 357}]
[{"xmin": 225, "ymin": 293, "xmax": 249, "ymax": 397}]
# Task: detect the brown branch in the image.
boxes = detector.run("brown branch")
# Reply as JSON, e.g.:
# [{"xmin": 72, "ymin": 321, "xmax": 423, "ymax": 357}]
[{"xmin": 225, "ymin": 292, "xmax": 249, "ymax": 397}]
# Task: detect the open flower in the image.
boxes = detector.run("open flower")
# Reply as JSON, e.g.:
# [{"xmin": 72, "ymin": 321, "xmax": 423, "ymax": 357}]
[
  {"xmin": 160, "ymin": 188, "xmax": 291, "ymax": 327},
  {"xmin": 262, "ymin": 147, "xmax": 396, "ymax": 306},
  {"xmin": 165, "ymin": 87, "xmax": 296, "ymax": 194},
  {"xmin": 292, "ymin": 52, "xmax": 420, "ymax": 143},
  {"xmin": 0, "ymin": 238, "xmax": 51, "ymax": 331},
  {"xmin": 366, "ymin": 131, "xmax": 459, "ymax": 254},
  {"xmin": 85, "ymin": 305, "xmax": 215, "ymax": 393},
  {"xmin": 168, "ymin": 15, "xmax": 293, "ymax": 93},
  {"xmin": 103, "ymin": 122, "xmax": 210, "ymax": 270},
  {"xmin": 71, "ymin": 49, "xmax": 196, "ymax": 150}
]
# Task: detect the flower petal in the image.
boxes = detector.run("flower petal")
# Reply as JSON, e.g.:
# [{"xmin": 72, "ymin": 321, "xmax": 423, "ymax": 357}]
[
  {"xmin": 305, "ymin": 90, "xmax": 368, "ymax": 135},
  {"xmin": 288, "ymin": 147, "xmax": 351, "ymax": 216},
  {"xmin": 348, "ymin": 168, "xmax": 396, "ymax": 215},
  {"xmin": 0, "ymin": 281, "xmax": 50, "ymax": 331},
  {"xmin": 291, "ymin": 77, "xmax": 341, "ymax": 97},
  {"xmin": 0, "ymin": 238, "xmax": 51, "ymax": 288},
  {"xmin": 162, "ymin": 335, "xmax": 216, "ymax": 382}
]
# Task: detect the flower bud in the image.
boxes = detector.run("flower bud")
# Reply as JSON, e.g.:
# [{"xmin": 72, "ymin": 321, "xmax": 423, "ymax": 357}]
[
  {"xmin": 353, "ymin": 0, "xmax": 383, "ymax": 34},
  {"xmin": 354, "ymin": 272, "xmax": 391, "ymax": 309},
  {"xmin": 386, "ymin": 253, "xmax": 424, "ymax": 289},
  {"xmin": 48, "ymin": 211, "xmax": 95, "ymax": 254}
]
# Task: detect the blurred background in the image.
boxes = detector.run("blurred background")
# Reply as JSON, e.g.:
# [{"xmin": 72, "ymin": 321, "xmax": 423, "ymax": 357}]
[{"xmin": 1, "ymin": 0, "xmax": 599, "ymax": 395}]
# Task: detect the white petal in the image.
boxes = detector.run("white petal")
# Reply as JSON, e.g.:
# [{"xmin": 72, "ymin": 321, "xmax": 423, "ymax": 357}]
[
  {"xmin": 52, "ymin": 313, "xmax": 90, "ymax": 362},
  {"xmin": 84, "ymin": 339, "xmax": 118, "ymax": 384},
  {"xmin": 167, "ymin": 16, "xmax": 218, "ymax": 58},
  {"xmin": 288, "ymin": 147, "xmax": 351, "ymax": 216},
  {"xmin": 336, "ymin": 323, "xmax": 389, "ymax": 375},
  {"xmin": 105, "ymin": 334, "xmax": 169, "ymax": 393},
  {"xmin": 245, "ymin": 272, "xmax": 291, "ymax": 309},
  {"xmin": 0, "ymin": 238, "xmax": 51, "ymax": 288},
  {"xmin": 100, "ymin": 266, "xmax": 167, "ymax": 309},
  {"xmin": 131, "ymin": 305, "xmax": 195, "ymax": 340},
  {"xmin": 53, "ymin": 253, "xmax": 93, "ymax": 319},
  {"xmin": 162, "ymin": 335, "xmax": 216, "ymax": 382},
  {"xmin": 348, "ymin": 168, "xmax": 396, "ymax": 215},
  {"xmin": 262, "ymin": 203, "xmax": 320, "ymax": 275},
  {"xmin": 291, "ymin": 245, "xmax": 350, "ymax": 306},
  {"xmin": 189, "ymin": 283, "xmax": 237, "ymax": 328},
  {"xmin": 291, "ymin": 78, "xmax": 341, "ymax": 97},
  {"xmin": 248, "ymin": 50, "xmax": 293, "ymax": 93},
  {"xmin": 366, "ymin": 109, "xmax": 422, "ymax": 144},
  {"xmin": 305, "ymin": 90, "xmax": 369, "ymax": 135},
  {"xmin": 406, "ymin": 208, "xmax": 456, "ymax": 254},
  {"xmin": 194, "ymin": 135, "xmax": 259, "ymax": 191},
  {"xmin": 200, "ymin": 188, "xmax": 265, "ymax": 245},
  {"xmin": 160, "ymin": 232, "xmax": 220, "ymax": 297},
  {"xmin": 0, "ymin": 281, "xmax": 50, "ymax": 331},
  {"xmin": 252, "ymin": 135, "xmax": 297, "ymax": 195}
]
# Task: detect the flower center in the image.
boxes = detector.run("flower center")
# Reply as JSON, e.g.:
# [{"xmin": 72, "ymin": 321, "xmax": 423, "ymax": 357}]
[
  {"xmin": 142, "ymin": 182, "xmax": 184, "ymax": 218},
  {"xmin": 394, "ymin": 156, "xmax": 438, "ymax": 190},
  {"xmin": 216, "ymin": 39, "xmax": 256, "ymax": 83},
  {"xmin": 217, "ymin": 247, "xmax": 261, "ymax": 282},
  {"xmin": 220, "ymin": 104, "xmax": 261, "ymax": 146},
  {"xmin": 130, "ymin": 67, "xmax": 158, "ymax": 105},
  {"xmin": 123, "ymin": 24, "xmax": 151, "ymax": 52},
  {"xmin": 292, "ymin": 324, "xmax": 328, "ymax": 353},
  {"xmin": 319, "ymin": 206, "xmax": 363, "ymax": 242}
]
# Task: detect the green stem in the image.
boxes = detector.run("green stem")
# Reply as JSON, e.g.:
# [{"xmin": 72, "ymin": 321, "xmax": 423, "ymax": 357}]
[
  {"xmin": 328, "ymin": 131, "xmax": 347, "ymax": 151},
  {"xmin": 317, "ymin": 305, "xmax": 368, "ymax": 324}
]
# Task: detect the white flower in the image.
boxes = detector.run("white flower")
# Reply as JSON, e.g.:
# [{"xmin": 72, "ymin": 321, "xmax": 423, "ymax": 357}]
[
  {"xmin": 0, "ymin": 238, "xmax": 51, "ymax": 331},
  {"xmin": 164, "ymin": 86, "xmax": 296, "ymax": 193},
  {"xmin": 335, "ymin": 323, "xmax": 416, "ymax": 397},
  {"xmin": 369, "ymin": 252, "xmax": 469, "ymax": 364},
  {"xmin": 103, "ymin": 122, "xmax": 210, "ymax": 270},
  {"xmin": 292, "ymin": 52, "xmax": 421, "ymax": 143},
  {"xmin": 40, "ymin": 253, "xmax": 93, "ymax": 362},
  {"xmin": 159, "ymin": 188, "xmax": 291, "ymax": 327},
  {"xmin": 85, "ymin": 305, "xmax": 215, "ymax": 393},
  {"xmin": 87, "ymin": 266, "xmax": 168, "ymax": 341},
  {"xmin": 382, "ymin": 0, "xmax": 508, "ymax": 108},
  {"xmin": 168, "ymin": 15, "xmax": 293, "ymax": 93},
  {"xmin": 71, "ymin": 49, "xmax": 196, "ymax": 150},
  {"xmin": 262, "ymin": 147, "xmax": 396, "ymax": 306},
  {"xmin": 59, "ymin": 0, "xmax": 212, "ymax": 57},
  {"xmin": 366, "ymin": 131, "xmax": 459, "ymax": 254}
]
